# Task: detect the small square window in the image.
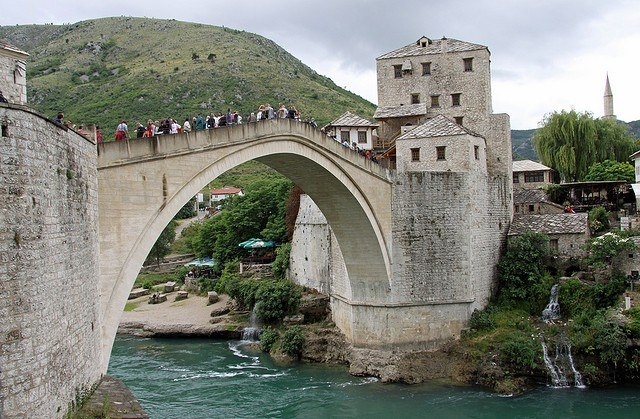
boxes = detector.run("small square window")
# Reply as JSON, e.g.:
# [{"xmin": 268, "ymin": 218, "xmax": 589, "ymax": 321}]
[
  {"xmin": 451, "ymin": 93, "xmax": 461, "ymax": 106},
  {"xmin": 474, "ymin": 145, "xmax": 479, "ymax": 160},
  {"xmin": 528, "ymin": 204, "xmax": 535, "ymax": 212},
  {"xmin": 422, "ymin": 62, "xmax": 431, "ymax": 75},
  {"xmin": 411, "ymin": 93, "xmax": 420, "ymax": 104},
  {"xmin": 550, "ymin": 239, "xmax": 559, "ymax": 251},
  {"xmin": 513, "ymin": 173, "xmax": 519, "ymax": 183},
  {"xmin": 411, "ymin": 148, "xmax": 420, "ymax": 162},
  {"xmin": 393, "ymin": 65, "xmax": 402, "ymax": 78},
  {"xmin": 629, "ymin": 253, "xmax": 634, "ymax": 259},
  {"xmin": 454, "ymin": 116, "xmax": 463, "ymax": 125},
  {"xmin": 436, "ymin": 146, "xmax": 446, "ymax": 160},
  {"xmin": 430, "ymin": 95, "xmax": 440, "ymax": 108},
  {"xmin": 357, "ymin": 131, "xmax": 367, "ymax": 144},
  {"xmin": 341, "ymin": 131, "xmax": 350, "ymax": 142},
  {"xmin": 463, "ymin": 58, "xmax": 473, "ymax": 72}
]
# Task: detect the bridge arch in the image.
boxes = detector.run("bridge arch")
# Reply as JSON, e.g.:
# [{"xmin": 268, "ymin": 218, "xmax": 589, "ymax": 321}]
[{"xmin": 97, "ymin": 120, "xmax": 393, "ymax": 371}]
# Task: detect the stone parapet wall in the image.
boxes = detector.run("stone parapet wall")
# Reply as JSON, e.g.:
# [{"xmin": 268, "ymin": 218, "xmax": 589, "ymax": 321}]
[{"xmin": 0, "ymin": 104, "xmax": 101, "ymax": 418}]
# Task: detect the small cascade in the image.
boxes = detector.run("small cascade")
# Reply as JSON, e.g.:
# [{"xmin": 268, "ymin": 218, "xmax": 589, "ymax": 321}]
[
  {"xmin": 241, "ymin": 307, "xmax": 262, "ymax": 342},
  {"xmin": 541, "ymin": 338, "xmax": 568, "ymax": 387},
  {"xmin": 566, "ymin": 345, "xmax": 585, "ymax": 388},
  {"xmin": 539, "ymin": 335, "xmax": 585, "ymax": 388},
  {"xmin": 542, "ymin": 284, "xmax": 561, "ymax": 322}
]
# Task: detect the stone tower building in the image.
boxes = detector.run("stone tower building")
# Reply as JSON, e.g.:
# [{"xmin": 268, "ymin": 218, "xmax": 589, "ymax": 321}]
[
  {"xmin": 292, "ymin": 35, "xmax": 512, "ymax": 352},
  {"xmin": 603, "ymin": 73, "xmax": 615, "ymax": 120},
  {"xmin": 0, "ymin": 41, "xmax": 28, "ymax": 105}
]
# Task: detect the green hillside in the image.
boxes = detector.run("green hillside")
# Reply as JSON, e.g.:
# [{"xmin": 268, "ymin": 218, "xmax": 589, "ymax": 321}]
[{"xmin": 0, "ymin": 17, "xmax": 376, "ymax": 138}]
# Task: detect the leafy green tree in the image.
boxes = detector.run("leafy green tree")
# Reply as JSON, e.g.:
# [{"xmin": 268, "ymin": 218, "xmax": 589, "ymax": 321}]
[
  {"xmin": 194, "ymin": 178, "xmax": 293, "ymax": 267},
  {"xmin": 175, "ymin": 197, "xmax": 197, "ymax": 219},
  {"xmin": 533, "ymin": 110, "xmax": 636, "ymax": 181},
  {"xmin": 587, "ymin": 206, "xmax": 610, "ymax": 233},
  {"xmin": 583, "ymin": 231, "xmax": 636, "ymax": 267},
  {"xmin": 497, "ymin": 232, "xmax": 550, "ymax": 308},
  {"xmin": 584, "ymin": 160, "xmax": 635, "ymax": 182},
  {"xmin": 280, "ymin": 326, "xmax": 306, "ymax": 357},
  {"xmin": 145, "ymin": 220, "xmax": 177, "ymax": 266}
]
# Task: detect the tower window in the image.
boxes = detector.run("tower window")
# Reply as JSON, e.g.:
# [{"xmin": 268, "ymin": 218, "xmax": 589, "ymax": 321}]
[
  {"xmin": 474, "ymin": 145, "xmax": 479, "ymax": 160},
  {"xmin": 451, "ymin": 93, "xmax": 461, "ymax": 106},
  {"xmin": 411, "ymin": 148, "xmax": 420, "ymax": 162},
  {"xmin": 463, "ymin": 58, "xmax": 473, "ymax": 72},
  {"xmin": 411, "ymin": 93, "xmax": 420, "ymax": 104},
  {"xmin": 436, "ymin": 146, "xmax": 446, "ymax": 160},
  {"xmin": 430, "ymin": 95, "xmax": 440, "ymax": 108},
  {"xmin": 454, "ymin": 116, "xmax": 463, "ymax": 125},
  {"xmin": 393, "ymin": 65, "xmax": 402, "ymax": 78},
  {"xmin": 422, "ymin": 62, "xmax": 431, "ymax": 75}
]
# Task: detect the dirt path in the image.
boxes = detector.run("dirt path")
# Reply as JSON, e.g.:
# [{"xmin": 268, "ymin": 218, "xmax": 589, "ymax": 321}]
[{"xmin": 118, "ymin": 291, "xmax": 240, "ymax": 337}]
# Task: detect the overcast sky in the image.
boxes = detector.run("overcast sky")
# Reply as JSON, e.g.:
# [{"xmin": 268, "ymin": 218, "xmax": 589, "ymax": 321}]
[{"xmin": 1, "ymin": 0, "xmax": 638, "ymax": 129}]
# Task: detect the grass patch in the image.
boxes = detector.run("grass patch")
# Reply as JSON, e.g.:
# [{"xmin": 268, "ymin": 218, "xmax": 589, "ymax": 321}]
[
  {"xmin": 124, "ymin": 301, "xmax": 141, "ymax": 311},
  {"xmin": 135, "ymin": 272, "xmax": 174, "ymax": 287}
]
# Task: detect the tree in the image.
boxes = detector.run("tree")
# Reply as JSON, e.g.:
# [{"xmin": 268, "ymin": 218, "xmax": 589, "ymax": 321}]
[
  {"xmin": 533, "ymin": 110, "xmax": 636, "ymax": 182},
  {"xmin": 145, "ymin": 220, "xmax": 177, "ymax": 266},
  {"xmin": 194, "ymin": 177, "xmax": 293, "ymax": 267},
  {"xmin": 583, "ymin": 160, "xmax": 635, "ymax": 182},
  {"xmin": 497, "ymin": 231, "xmax": 550, "ymax": 307}
]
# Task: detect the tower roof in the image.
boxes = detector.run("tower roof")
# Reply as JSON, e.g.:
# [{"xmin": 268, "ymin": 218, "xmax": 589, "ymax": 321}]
[
  {"xmin": 377, "ymin": 37, "xmax": 487, "ymax": 60},
  {"xmin": 325, "ymin": 111, "xmax": 379, "ymax": 128},
  {"xmin": 604, "ymin": 73, "xmax": 613, "ymax": 97},
  {"xmin": 397, "ymin": 114, "xmax": 482, "ymax": 140}
]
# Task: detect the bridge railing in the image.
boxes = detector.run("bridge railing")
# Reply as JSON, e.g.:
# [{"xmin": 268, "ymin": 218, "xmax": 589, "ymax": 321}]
[{"xmin": 97, "ymin": 119, "xmax": 391, "ymax": 179}]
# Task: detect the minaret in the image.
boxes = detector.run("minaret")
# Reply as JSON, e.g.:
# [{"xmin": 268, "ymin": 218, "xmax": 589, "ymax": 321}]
[{"xmin": 603, "ymin": 73, "xmax": 616, "ymax": 120}]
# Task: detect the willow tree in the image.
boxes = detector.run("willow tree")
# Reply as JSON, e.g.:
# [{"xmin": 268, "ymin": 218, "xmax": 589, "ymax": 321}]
[{"xmin": 533, "ymin": 110, "xmax": 636, "ymax": 182}]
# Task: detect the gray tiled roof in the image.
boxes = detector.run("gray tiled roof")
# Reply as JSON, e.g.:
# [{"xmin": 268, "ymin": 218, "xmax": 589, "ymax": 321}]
[
  {"xmin": 512, "ymin": 160, "xmax": 552, "ymax": 172},
  {"xmin": 377, "ymin": 37, "xmax": 487, "ymax": 60},
  {"xmin": 374, "ymin": 103, "xmax": 427, "ymax": 119},
  {"xmin": 325, "ymin": 111, "xmax": 378, "ymax": 128},
  {"xmin": 513, "ymin": 189, "xmax": 550, "ymax": 204},
  {"xmin": 508, "ymin": 213, "xmax": 589, "ymax": 235},
  {"xmin": 397, "ymin": 114, "xmax": 481, "ymax": 140}
]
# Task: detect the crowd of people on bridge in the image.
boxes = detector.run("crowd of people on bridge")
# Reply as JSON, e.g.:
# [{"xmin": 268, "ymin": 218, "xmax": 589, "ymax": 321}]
[{"xmin": 107, "ymin": 102, "xmax": 311, "ymax": 142}]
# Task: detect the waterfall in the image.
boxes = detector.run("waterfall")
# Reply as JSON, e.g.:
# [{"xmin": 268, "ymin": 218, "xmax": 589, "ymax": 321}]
[
  {"xmin": 542, "ymin": 284, "xmax": 561, "ymax": 322},
  {"xmin": 241, "ymin": 307, "xmax": 262, "ymax": 341},
  {"xmin": 541, "ymin": 339, "xmax": 568, "ymax": 387},
  {"xmin": 566, "ymin": 344, "xmax": 585, "ymax": 388},
  {"xmin": 540, "ymin": 335, "xmax": 585, "ymax": 388}
]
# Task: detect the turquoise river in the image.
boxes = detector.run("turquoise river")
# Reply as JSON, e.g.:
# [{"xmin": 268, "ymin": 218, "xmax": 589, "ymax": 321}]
[{"xmin": 108, "ymin": 335, "xmax": 640, "ymax": 418}]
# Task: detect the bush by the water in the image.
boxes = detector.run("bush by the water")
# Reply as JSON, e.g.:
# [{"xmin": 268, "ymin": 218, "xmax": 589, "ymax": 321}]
[
  {"xmin": 281, "ymin": 326, "xmax": 305, "ymax": 357},
  {"xmin": 259, "ymin": 327, "xmax": 279, "ymax": 352},
  {"xmin": 272, "ymin": 242, "xmax": 291, "ymax": 279}
]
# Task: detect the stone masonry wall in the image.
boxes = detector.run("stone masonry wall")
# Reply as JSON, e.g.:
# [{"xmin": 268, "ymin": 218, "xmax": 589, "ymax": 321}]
[{"xmin": 0, "ymin": 105, "xmax": 101, "ymax": 418}]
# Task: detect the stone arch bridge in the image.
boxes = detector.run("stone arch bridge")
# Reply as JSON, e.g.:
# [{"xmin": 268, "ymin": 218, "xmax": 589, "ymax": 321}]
[{"xmin": 97, "ymin": 119, "xmax": 394, "ymax": 371}]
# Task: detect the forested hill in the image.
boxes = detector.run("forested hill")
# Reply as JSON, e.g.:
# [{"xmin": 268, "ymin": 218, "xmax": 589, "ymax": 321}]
[{"xmin": 0, "ymin": 17, "xmax": 376, "ymax": 137}]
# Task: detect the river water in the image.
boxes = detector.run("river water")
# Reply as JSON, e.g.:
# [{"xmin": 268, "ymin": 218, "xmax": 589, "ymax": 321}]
[{"xmin": 108, "ymin": 335, "xmax": 640, "ymax": 418}]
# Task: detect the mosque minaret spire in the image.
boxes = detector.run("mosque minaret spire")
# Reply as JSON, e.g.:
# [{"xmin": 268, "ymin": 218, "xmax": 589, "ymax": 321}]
[{"xmin": 603, "ymin": 73, "xmax": 616, "ymax": 120}]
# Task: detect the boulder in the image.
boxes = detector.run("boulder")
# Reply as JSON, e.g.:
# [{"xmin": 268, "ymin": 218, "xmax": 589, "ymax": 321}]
[
  {"xmin": 207, "ymin": 291, "xmax": 220, "ymax": 305},
  {"xmin": 283, "ymin": 314, "xmax": 305, "ymax": 325},
  {"xmin": 129, "ymin": 288, "xmax": 149, "ymax": 300},
  {"xmin": 164, "ymin": 281, "xmax": 177, "ymax": 293},
  {"xmin": 210, "ymin": 307, "xmax": 230, "ymax": 317},
  {"xmin": 148, "ymin": 292, "xmax": 167, "ymax": 304},
  {"xmin": 174, "ymin": 291, "xmax": 188, "ymax": 301}
]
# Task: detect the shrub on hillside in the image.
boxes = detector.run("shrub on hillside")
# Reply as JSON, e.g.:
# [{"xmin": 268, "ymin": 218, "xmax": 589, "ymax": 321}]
[
  {"xmin": 259, "ymin": 326, "xmax": 279, "ymax": 352},
  {"xmin": 499, "ymin": 333, "xmax": 538, "ymax": 370},
  {"xmin": 272, "ymin": 242, "xmax": 291, "ymax": 279},
  {"xmin": 281, "ymin": 326, "xmax": 305, "ymax": 357},
  {"xmin": 497, "ymin": 232, "xmax": 550, "ymax": 311},
  {"xmin": 254, "ymin": 280, "xmax": 302, "ymax": 323}
]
